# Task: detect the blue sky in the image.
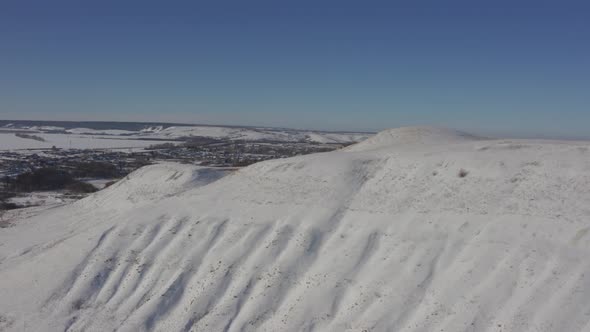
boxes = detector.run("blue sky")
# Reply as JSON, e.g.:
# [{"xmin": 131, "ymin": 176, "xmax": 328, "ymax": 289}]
[{"xmin": 1, "ymin": 0, "xmax": 589, "ymax": 137}]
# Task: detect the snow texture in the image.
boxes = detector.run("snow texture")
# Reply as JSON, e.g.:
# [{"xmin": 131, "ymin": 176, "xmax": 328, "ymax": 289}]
[
  {"xmin": 1, "ymin": 127, "xmax": 590, "ymax": 331},
  {"xmin": 0, "ymin": 133, "xmax": 177, "ymax": 151}
]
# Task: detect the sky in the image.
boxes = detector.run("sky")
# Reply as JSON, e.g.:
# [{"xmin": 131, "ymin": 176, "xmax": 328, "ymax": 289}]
[{"xmin": 0, "ymin": 0, "xmax": 589, "ymax": 137}]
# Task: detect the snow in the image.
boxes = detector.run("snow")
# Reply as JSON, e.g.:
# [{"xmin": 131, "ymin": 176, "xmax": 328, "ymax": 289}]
[
  {"xmin": 304, "ymin": 131, "xmax": 370, "ymax": 144},
  {"xmin": 140, "ymin": 126, "xmax": 165, "ymax": 133},
  {"xmin": 0, "ymin": 133, "xmax": 177, "ymax": 151},
  {"xmin": 8, "ymin": 192, "xmax": 74, "ymax": 207},
  {"xmin": 88, "ymin": 163, "xmax": 233, "ymax": 209},
  {"xmin": 1, "ymin": 127, "xmax": 590, "ymax": 331},
  {"xmin": 83, "ymin": 179, "xmax": 117, "ymax": 190},
  {"xmin": 66, "ymin": 128, "xmax": 137, "ymax": 135},
  {"xmin": 345, "ymin": 126, "xmax": 482, "ymax": 151},
  {"xmin": 0, "ymin": 125, "xmax": 369, "ymax": 152},
  {"xmin": 148, "ymin": 125, "xmax": 371, "ymax": 143},
  {"xmin": 25, "ymin": 126, "xmax": 66, "ymax": 132},
  {"xmin": 0, "ymin": 205, "xmax": 65, "ymax": 229},
  {"xmin": 0, "ymin": 124, "xmax": 371, "ymax": 151}
]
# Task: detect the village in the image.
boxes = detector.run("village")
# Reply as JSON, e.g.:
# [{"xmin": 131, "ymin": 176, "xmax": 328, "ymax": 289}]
[{"xmin": 0, "ymin": 137, "xmax": 348, "ymax": 211}]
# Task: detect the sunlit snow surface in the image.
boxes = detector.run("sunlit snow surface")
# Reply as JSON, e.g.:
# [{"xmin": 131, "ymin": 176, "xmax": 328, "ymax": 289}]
[
  {"xmin": 1, "ymin": 127, "xmax": 590, "ymax": 331},
  {"xmin": 0, "ymin": 132, "xmax": 176, "ymax": 151},
  {"xmin": 0, "ymin": 125, "xmax": 372, "ymax": 152}
]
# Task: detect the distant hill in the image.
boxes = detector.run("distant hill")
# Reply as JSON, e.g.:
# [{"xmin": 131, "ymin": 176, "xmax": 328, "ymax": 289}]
[
  {"xmin": 0, "ymin": 120, "xmax": 207, "ymax": 131},
  {"xmin": 0, "ymin": 120, "xmax": 374, "ymax": 146}
]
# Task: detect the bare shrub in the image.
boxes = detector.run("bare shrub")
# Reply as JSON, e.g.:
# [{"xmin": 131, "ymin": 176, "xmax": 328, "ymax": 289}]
[{"xmin": 458, "ymin": 169, "xmax": 469, "ymax": 178}]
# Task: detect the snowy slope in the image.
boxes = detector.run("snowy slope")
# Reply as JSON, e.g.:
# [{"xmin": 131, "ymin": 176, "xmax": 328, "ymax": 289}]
[
  {"xmin": 345, "ymin": 126, "xmax": 482, "ymax": 151},
  {"xmin": 1, "ymin": 127, "xmax": 590, "ymax": 331}
]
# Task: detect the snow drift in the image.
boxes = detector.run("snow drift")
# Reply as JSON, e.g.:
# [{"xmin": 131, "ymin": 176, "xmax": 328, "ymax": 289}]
[{"xmin": 1, "ymin": 127, "xmax": 590, "ymax": 331}]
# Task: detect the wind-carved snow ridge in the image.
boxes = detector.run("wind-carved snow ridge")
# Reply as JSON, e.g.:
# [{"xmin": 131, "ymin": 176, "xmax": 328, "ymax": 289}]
[{"xmin": 1, "ymin": 127, "xmax": 590, "ymax": 331}]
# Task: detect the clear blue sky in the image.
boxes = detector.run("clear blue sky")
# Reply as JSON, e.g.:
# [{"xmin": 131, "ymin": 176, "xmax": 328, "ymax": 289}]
[{"xmin": 1, "ymin": 0, "xmax": 589, "ymax": 137}]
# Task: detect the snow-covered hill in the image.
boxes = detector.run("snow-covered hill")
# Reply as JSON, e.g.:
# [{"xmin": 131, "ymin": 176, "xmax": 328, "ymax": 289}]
[
  {"xmin": 344, "ymin": 126, "xmax": 483, "ymax": 151},
  {"xmin": 140, "ymin": 125, "xmax": 371, "ymax": 144},
  {"xmin": 1, "ymin": 127, "xmax": 590, "ymax": 331},
  {"xmin": 1, "ymin": 122, "xmax": 372, "ymax": 150}
]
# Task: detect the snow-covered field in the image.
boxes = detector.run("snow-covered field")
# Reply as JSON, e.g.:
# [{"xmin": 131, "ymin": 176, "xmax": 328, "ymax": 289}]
[
  {"xmin": 1, "ymin": 127, "xmax": 590, "ymax": 331},
  {"xmin": 8, "ymin": 191, "xmax": 78, "ymax": 207},
  {"xmin": 65, "ymin": 128, "xmax": 138, "ymax": 136},
  {"xmin": 143, "ymin": 125, "xmax": 372, "ymax": 143},
  {"xmin": 0, "ymin": 123, "xmax": 372, "ymax": 151},
  {"xmin": 0, "ymin": 124, "xmax": 371, "ymax": 152},
  {"xmin": 0, "ymin": 132, "xmax": 176, "ymax": 151}
]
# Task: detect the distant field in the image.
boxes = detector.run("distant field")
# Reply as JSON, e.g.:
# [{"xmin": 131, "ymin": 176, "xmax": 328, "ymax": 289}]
[
  {"xmin": 0, "ymin": 120, "xmax": 372, "ymax": 152},
  {"xmin": 0, "ymin": 132, "xmax": 178, "ymax": 151}
]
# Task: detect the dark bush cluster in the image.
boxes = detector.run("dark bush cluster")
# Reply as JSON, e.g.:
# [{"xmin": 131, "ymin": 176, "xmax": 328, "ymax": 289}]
[
  {"xmin": 0, "ymin": 192, "xmax": 20, "ymax": 211},
  {"xmin": 68, "ymin": 162, "xmax": 120, "ymax": 178},
  {"xmin": 14, "ymin": 168, "xmax": 72, "ymax": 191},
  {"xmin": 146, "ymin": 142, "xmax": 177, "ymax": 150},
  {"xmin": 3, "ymin": 168, "xmax": 97, "ymax": 193},
  {"xmin": 15, "ymin": 133, "xmax": 46, "ymax": 142},
  {"xmin": 65, "ymin": 181, "xmax": 99, "ymax": 194},
  {"xmin": 0, "ymin": 201, "xmax": 20, "ymax": 210}
]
